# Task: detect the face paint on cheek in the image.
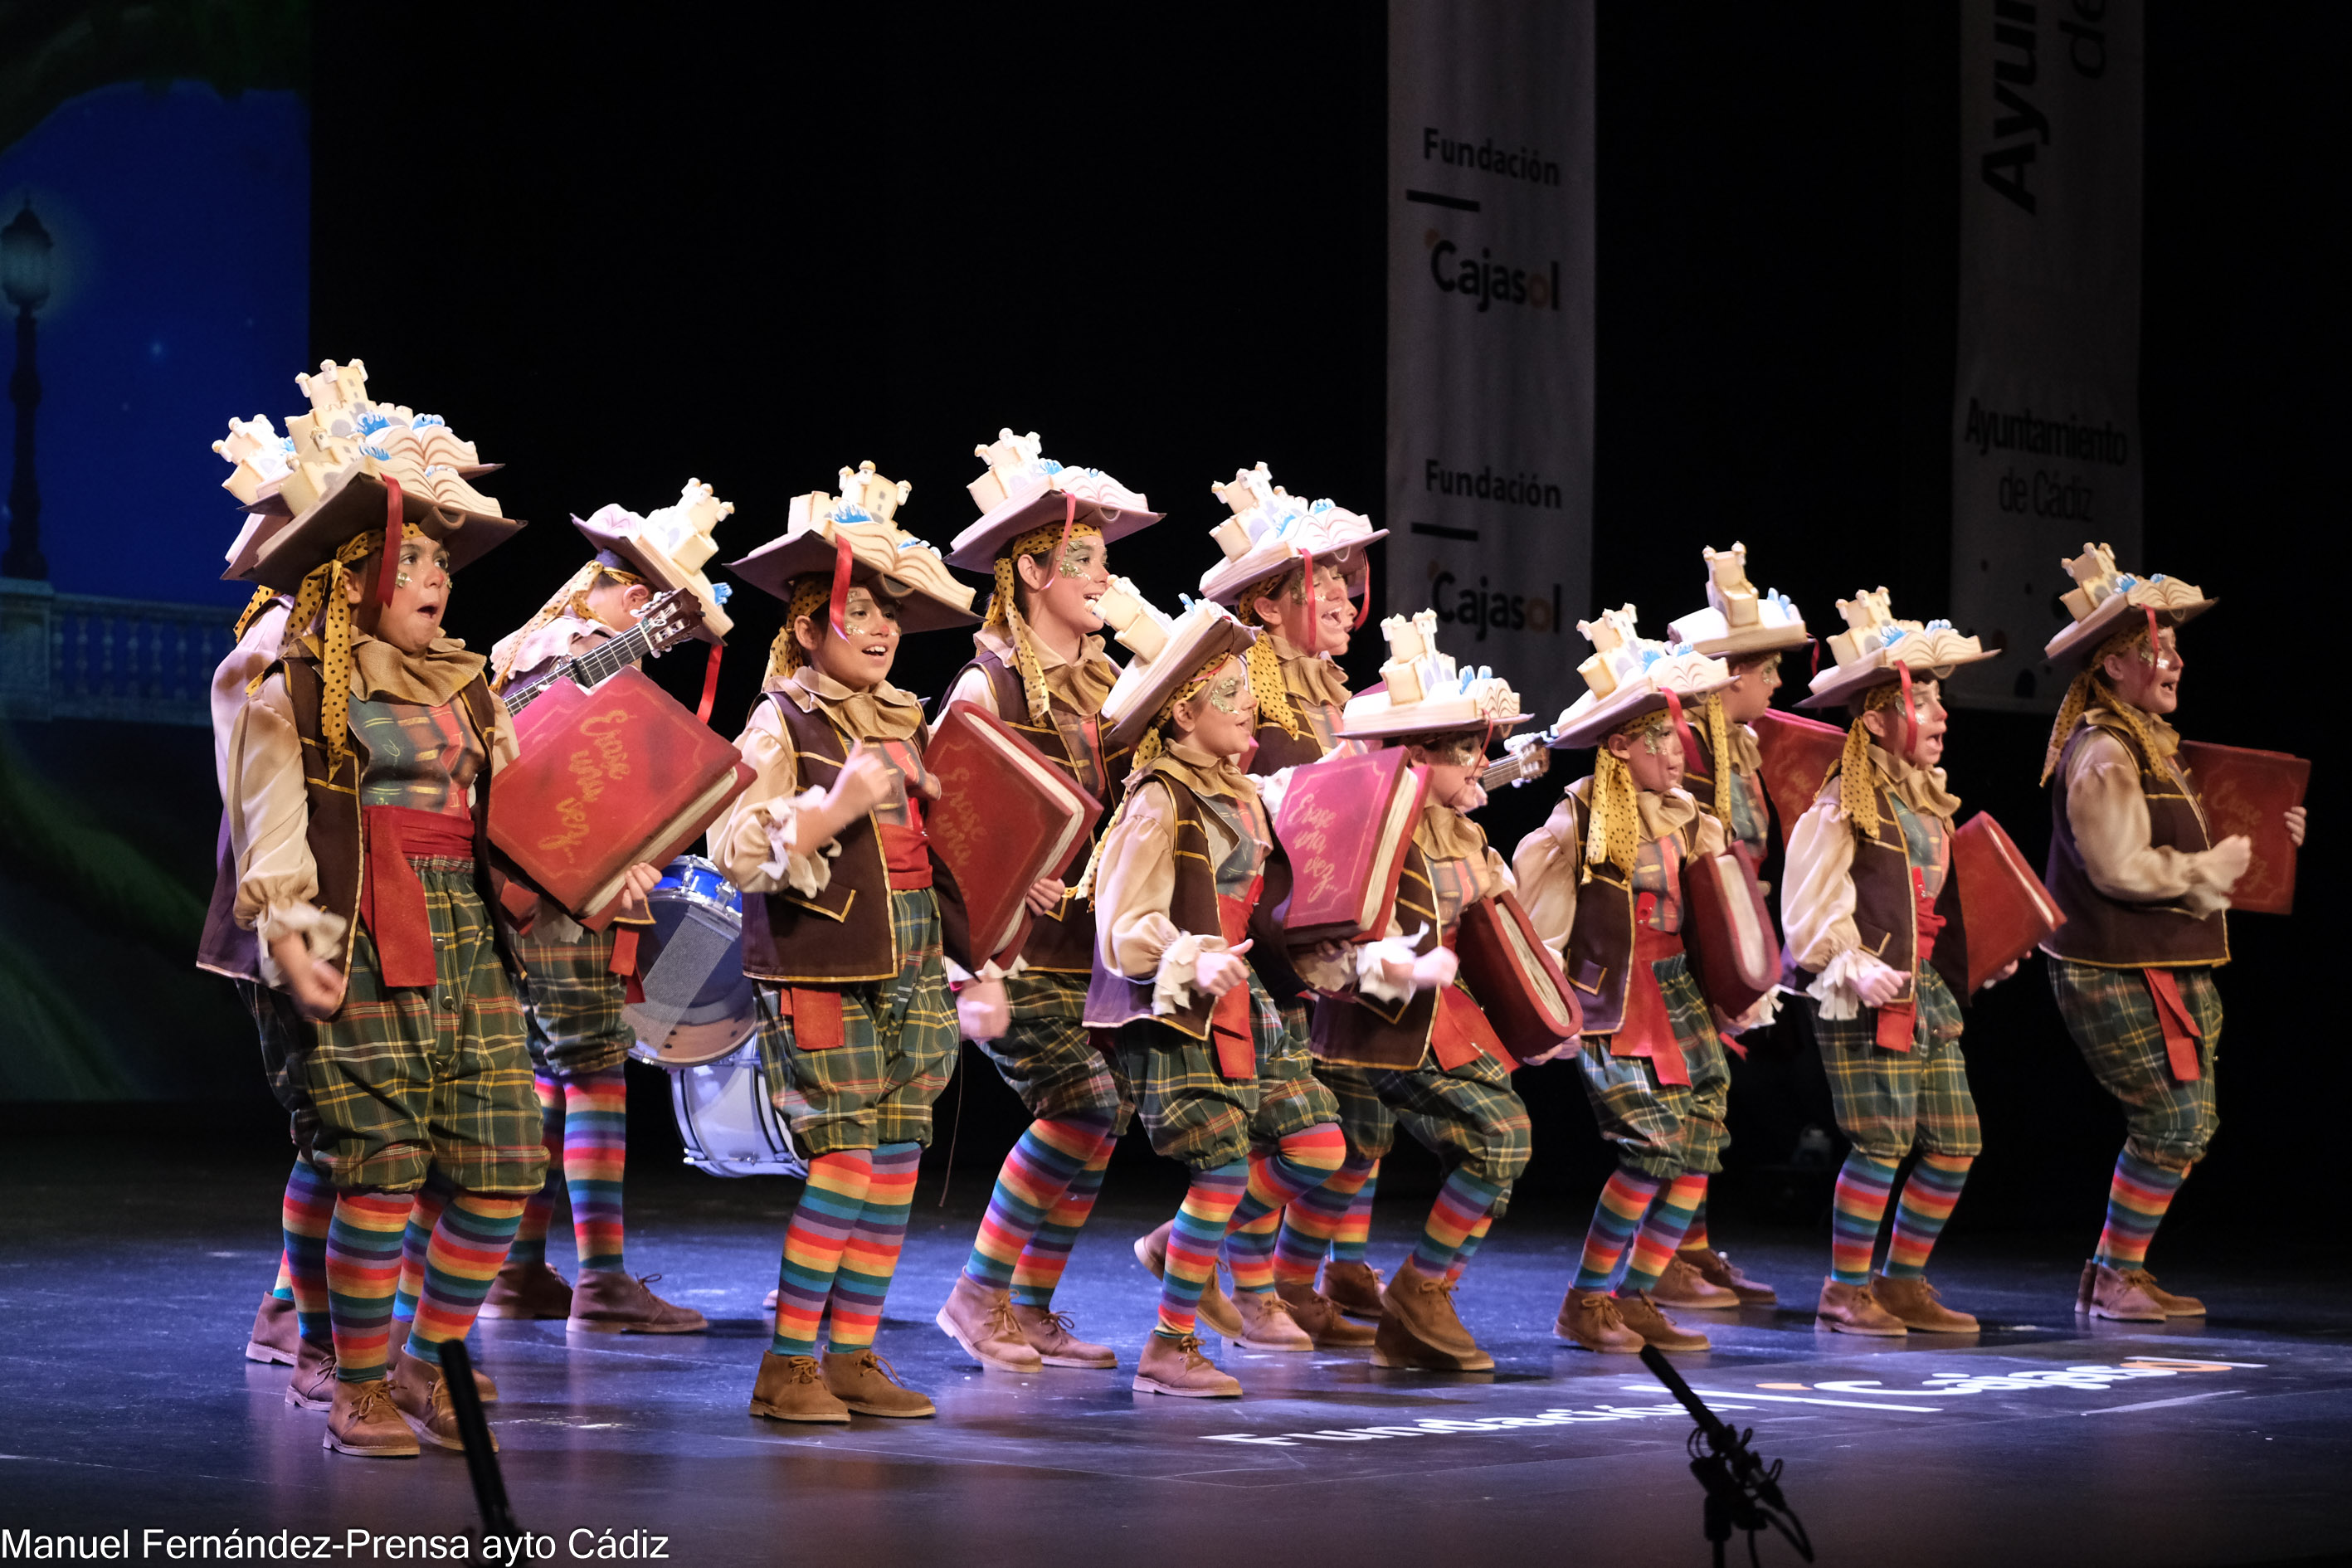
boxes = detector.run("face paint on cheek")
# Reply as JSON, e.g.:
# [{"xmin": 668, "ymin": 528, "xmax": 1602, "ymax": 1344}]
[{"xmin": 1207, "ymin": 675, "xmax": 1247, "ymax": 715}]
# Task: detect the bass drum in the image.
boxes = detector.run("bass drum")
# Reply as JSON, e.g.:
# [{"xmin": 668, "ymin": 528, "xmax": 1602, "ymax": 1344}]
[
  {"xmin": 666, "ymin": 1041, "xmax": 808, "ymax": 1180},
  {"xmin": 626, "ymin": 855, "xmax": 760, "ymax": 1068}
]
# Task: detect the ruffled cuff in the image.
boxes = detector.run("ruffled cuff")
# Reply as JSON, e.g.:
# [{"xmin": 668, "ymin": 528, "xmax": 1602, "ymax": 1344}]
[
  {"xmin": 2181, "ymin": 847, "xmax": 2238, "ymax": 917},
  {"xmin": 1727, "ymin": 988, "xmax": 1780, "ymax": 1034},
  {"xmin": 1355, "ymin": 933, "xmax": 1424, "ymax": 1004},
  {"xmin": 942, "ymin": 955, "xmax": 1022, "ymax": 986},
  {"xmin": 254, "ymin": 900, "xmax": 348, "ymax": 988},
  {"xmin": 757, "ymin": 787, "xmax": 840, "ymax": 897},
  {"xmin": 1807, "ymin": 947, "xmax": 1891, "ymax": 1022},
  {"xmin": 1152, "ymin": 932, "xmax": 1231, "ymax": 1016}
]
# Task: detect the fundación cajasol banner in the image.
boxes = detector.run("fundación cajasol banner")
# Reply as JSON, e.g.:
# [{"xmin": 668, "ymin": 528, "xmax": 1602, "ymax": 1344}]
[
  {"xmin": 1948, "ymin": 0, "xmax": 2143, "ymax": 710},
  {"xmin": 1386, "ymin": 0, "xmax": 1594, "ymax": 729}
]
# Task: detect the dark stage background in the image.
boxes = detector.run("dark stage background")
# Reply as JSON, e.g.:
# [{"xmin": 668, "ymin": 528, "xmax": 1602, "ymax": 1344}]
[{"xmin": 7, "ymin": 7, "xmax": 2344, "ymax": 1247}]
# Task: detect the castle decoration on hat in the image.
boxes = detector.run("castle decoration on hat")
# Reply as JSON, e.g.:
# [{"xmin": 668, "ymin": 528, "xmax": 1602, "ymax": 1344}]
[
  {"xmin": 213, "ymin": 358, "xmax": 501, "ymax": 523},
  {"xmin": 1795, "ymin": 587, "xmax": 2000, "ymax": 710},
  {"xmin": 947, "ymin": 429, "xmax": 1161, "ymax": 569},
  {"xmin": 722, "ymin": 461, "xmax": 976, "ymax": 633},
  {"xmin": 1665, "ymin": 542, "xmax": 1809, "ymax": 657},
  {"xmin": 1335, "ymin": 609, "xmax": 1525, "ymax": 740},
  {"xmin": 1197, "ymin": 462, "xmax": 1388, "ymax": 606},
  {"xmin": 2042, "ymin": 541, "xmax": 2216, "ymax": 666},
  {"xmin": 1095, "ymin": 586, "xmax": 1259, "ymax": 753},
  {"xmin": 1544, "ymin": 604, "xmax": 1734, "ymax": 749},
  {"xmin": 573, "ymin": 479, "xmax": 740, "ymax": 641}
]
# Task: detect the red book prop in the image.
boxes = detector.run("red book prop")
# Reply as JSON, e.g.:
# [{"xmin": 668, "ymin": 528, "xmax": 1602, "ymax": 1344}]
[
  {"xmin": 923, "ymin": 701, "xmax": 1105, "ymax": 965},
  {"xmin": 2178, "ymin": 741, "xmax": 2309, "ymax": 916},
  {"xmin": 1751, "ymin": 709, "xmax": 1848, "ymax": 849},
  {"xmin": 1940, "ymin": 812, "xmax": 2065, "ymax": 998},
  {"xmin": 1454, "ymin": 890, "xmax": 1583, "ymax": 1060},
  {"xmin": 489, "ymin": 666, "xmax": 752, "ymax": 924},
  {"xmin": 1679, "ymin": 842, "xmax": 1781, "ymax": 1017},
  {"xmin": 1273, "ymin": 747, "xmax": 1431, "ymax": 944}
]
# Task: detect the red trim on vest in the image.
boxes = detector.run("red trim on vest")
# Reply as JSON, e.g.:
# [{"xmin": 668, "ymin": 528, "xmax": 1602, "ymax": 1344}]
[
  {"xmin": 1872, "ymin": 868, "xmax": 1948, "ymax": 1051},
  {"xmin": 1609, "ymin": 892, "xmax": 1690, "ymax": 1086},
  {"xmin": 1209, "ymin": 879, "xmax": 1263, "ymax": 1080},
  {"xmin": 357, "ymin": 804, "xmax": 474, "ymax": 988},
  {"xmin": 2145, "ymin": 968, "xmax": 2204, "ymax": 1082}
]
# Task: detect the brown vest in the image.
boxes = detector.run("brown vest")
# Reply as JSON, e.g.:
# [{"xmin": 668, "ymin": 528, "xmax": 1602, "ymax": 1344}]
[
  {"xmin": 197, "ymin": 655, "xmax": 507, "ymax": 982},
  {"xmin": 1083, "ymin": 774, "xmax": 1231, "ymax": 1038},
  {"xmin": 1558, "ymin": 788, "xmax": 1702, "ymax": 1036},
  {"xmin": 1831, "ymin": 766, "xmax": 1969, "ymax": 1002},
  {"xmin": 1306, "ymin": 844, "xmax": 1445, "ymax": 1069},
  {"xmin": 739, "ymin": 693, "xmax": 961, "ymax": 986},
  {"xmin": 2043, "ymin": 715, "xmax": 2230, "ymax": 968},
  {"xmin": 954, "ymin": 652, "xmax": 1130, "ymax": 975},
  {"xmin": 1684, "ymin": 725, "xmax": 1770, "ymax": 863}
]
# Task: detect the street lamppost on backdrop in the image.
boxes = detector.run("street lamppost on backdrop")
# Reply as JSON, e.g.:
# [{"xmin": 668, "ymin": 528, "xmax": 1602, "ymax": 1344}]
[{"xmin": 2, "ymin": 197, "xmax": 52, "ymax": 581}]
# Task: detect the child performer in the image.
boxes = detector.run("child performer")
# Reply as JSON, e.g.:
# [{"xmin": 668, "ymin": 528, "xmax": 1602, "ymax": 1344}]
[
  {"xmin": 1193, "ymin": 468, "xmax": 1389, "ymax": 1345},
  {"xmin": 1516, "ymin": 613, "xmax": 1744, "ymax": 1355},
  {"xmin": 1292, "ymin": 611, "xmax": 1536, "ymax": 1373},
  {"xmin": 2038, "ymin": 545, "xmax": 2301, "ymax": 1320},
  {"xmin": 1656, "ymin": 543, "xmax": 1814, "ymax": 1309},
  {"xmin": 223, "ymin": 468, "xmax": 543, "ymax": 1459},
  {"xmin": 711, "ymin": 465, "xmax": 978, "ymax": 1424},
  {"xmin": 1781, "ymin": 591, "xmax": 2009, "ymax": 1337},
  {"xmin": 478, "ymin": 490, "xmax": 737, "ymax": 1335},
  {"xmin": 928, "ymin": 436, "xmax": 1162, "ymax": 1374},
  {"xmin": 1080, "ymin": 602, "xmax": 1347, "ymax": 1397}
]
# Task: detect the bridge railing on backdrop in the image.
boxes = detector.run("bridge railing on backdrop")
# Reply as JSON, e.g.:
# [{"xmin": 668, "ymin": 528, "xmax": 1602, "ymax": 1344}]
[{"xmin": 0, "ymin": 577, "xmax": 229, "ymax": 728}]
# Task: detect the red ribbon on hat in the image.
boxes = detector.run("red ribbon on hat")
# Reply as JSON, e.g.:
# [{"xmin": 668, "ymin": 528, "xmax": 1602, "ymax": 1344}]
[
  {"xmin": 2145, "ymin": 605, "xmax": 2164, "ymax": 665},
  {"xmin": 826, "ymin": 529, "xmax": 855, "ymax": 645},
  {"xmin": 1662, "ymin": 686, "xmax": 1697, "ymax": 767},
  {"xmin": 696, "ymin": 642, "xmax": 724, "ymax": 725},
  {"xmin": 1896, "ymin": 660, "xmax": 1918, "ymax": 758},
  {"xmin": 1052, "ymin": 490, "xmax": 1077, "ymax": 576},
  {"xmin": 375, "ymin": 477, "xmax": 405, "ymax": 606},
  {"xmin": 1351, "ymin": 555, "xmax": 1373, "ymax": 629}
]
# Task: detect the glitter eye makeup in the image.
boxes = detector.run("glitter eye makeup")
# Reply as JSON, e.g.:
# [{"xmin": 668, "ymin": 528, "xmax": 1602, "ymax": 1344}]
[
  {"xmin": 1055, "ymin": 542, "xmax": 1102, "ymax": 581},
  {"xmin": 1207, "ymin": 674, "xmax": 1248, "ymax": 714}
]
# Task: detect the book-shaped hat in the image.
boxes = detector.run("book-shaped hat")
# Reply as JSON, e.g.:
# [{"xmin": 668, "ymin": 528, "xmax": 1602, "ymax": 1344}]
[
  {"xmin": 947, "ymin": 429, "xmax": 1162, "ymax": 570},
  {"xmin": 724, "ymin": 461, "xmax": 976, "ymax": 634},
  {"xmin": 1796, "ymin": 587, "xmax": 2001, "ymax": 710},
  {"xmin": 1666, "ymin": 542, "xmax": 1809, "ymax": 657},
  {"xmin": 216, "ymin": 359, "xmax": 523, "ymax": 591},
  {"xmin": 1546, "ymin": 605, "xmax": 1735, "ymax": 748},
  {"xmin": 1095, "ymin": 587, "xmax": 1259, "ymax": 752},
  {"xmin": 1336, "ymin": 609, "xmax": 1527, "ymax": 741},
  {"xmin": 1197, "ymin": 462, "xmax": 1388, "ymax": 606},
  {"xmin": 574, "ymin": 479, "xmax": 738, "ymax": 643},
  {"xmin": 2041, "ymin": 542, "xmax": 2216, "ymax": 667}
]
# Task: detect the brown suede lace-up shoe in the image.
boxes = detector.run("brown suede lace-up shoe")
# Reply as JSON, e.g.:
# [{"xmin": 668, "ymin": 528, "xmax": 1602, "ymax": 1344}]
[
  {"xmin": 1132, "ymin": 1332, "xmax": 1243, "ymax": 1397},
  {"xmin": 1275, "ymin": 1281, "xmax": 1378, "ymax": 1348},
  {"xmin": 1010, "ymin": 1303, "xmax": 1118, "ymax": 1368},
  {"xmin": 246, "ymin": 1295, "xmax": 298, "ymax": 1365},
  {"xmin": 388, "ymin": 1356, "xmax": 494, "ymax": 1452},
  {"xmin": 390, "ymin": 1329, "xmax": 497, "ymax": 1404},
  {"xmin": 323, "ymin": 1379, "xmax": 419, "ymax": 1458},
  {"xmin": 2133, "ymin": 1271, "xmax": 2205, "ymax": 1317},
  {"xmin": 2077, "ymin": 1260, "xmax": 2169, "ymax": 1322},
  {"xmin": 1648, "ymin": 1254, "xmax": 1741, "ymax": 1310},
  {"xmin": 823, "ymin": 1349, "xmax": 936, "ymax": 1417},
  {"xmin": 480, "ymin": 1259, "xmax": 572, "ymax": 1321},
  {"xmin": 935, "ymin": 1275, "xmax": 1045, "ymax": 1372},
  {"xmin": 1320, "ymin": 1259, "xmax": 1386, "ymax": 1320},
  {"xmin": 1134, "ymin": 1222, "xmax": 1244, "ymax": 1340},
  {"xmin": 285, "ymin": 1336, "xmax": 338, "ymax": 1411},
  {"xmin": 1234, "ymin": 1290, "xmax": 1316, "ymax": 1351},
  {"xmin": 1615, "ymin": 1291, "xmax": 1712, "ymax": 1351},
  {"xmin": 1815, "ymin": 1277, "xmax": 1907, "ymax": 1337},
  {"xmin": 1555, "ymin": 1286, "xmax": 1646, "ymax": 1353},
  {"xmin": 749, "ymin": 1351, "xmax": 850, "ymax": 1424},
  {"xmin": 567, "ymin": 1270, "xmax": 709, "ymax": 1335},
  {"xmin": 1679, "ymin": 1245, "xmax": 1779, "ymax": 1306},
  {"xmin": 1374, "ymin": 1258, "xmax": 1494, "ymax": 1371},
  {"xmin": 1872, "ymin": 1273, "xmax": 1979, "ymax": 1332}
]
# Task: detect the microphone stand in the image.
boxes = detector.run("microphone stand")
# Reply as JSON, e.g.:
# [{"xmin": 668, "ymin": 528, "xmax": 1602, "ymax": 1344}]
[
  {"xmin": 1639, "ymin": 1345, "xmax": 1814, "ymax": 1568},
  {"xmin": 438, "ymin": 1337, "xmax": 523, "ymax": 1552}
]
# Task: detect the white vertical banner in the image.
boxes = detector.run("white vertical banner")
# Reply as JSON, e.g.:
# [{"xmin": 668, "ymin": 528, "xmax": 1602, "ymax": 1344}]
[
  {"xmin": 1949, "ymin": 0, "xmax": 2143, "ymax": 710},
  {"xmin": 1386, "ymin": 0, "xmax": 1594, "ymax": 728}
]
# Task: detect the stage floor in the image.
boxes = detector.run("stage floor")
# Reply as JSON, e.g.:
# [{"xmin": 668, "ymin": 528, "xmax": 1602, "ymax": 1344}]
[{"xmin": 2, "ymin": 1139, "xmax": 2347, "ymax": 1568}]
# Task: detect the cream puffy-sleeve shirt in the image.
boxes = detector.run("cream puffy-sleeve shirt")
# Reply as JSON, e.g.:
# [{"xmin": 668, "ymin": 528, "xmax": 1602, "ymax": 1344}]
[{"xmin": 2063, "ymin": 720, "xmax": 2239, "ymax": 914}]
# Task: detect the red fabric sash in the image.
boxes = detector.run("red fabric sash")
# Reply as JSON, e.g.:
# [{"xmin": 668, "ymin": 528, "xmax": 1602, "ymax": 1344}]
[
  {"xmin": 878, "ymin": 823, "xmax": 933, "ymax": 889},
  {"xmin": 1208, "ymin": 880, "xmax": 1263, "ymax": 1081},
  {"xmin": 1873, "ymin": 867, "xmax": 1947, "ymax": 1052},
  {"xmin": 2144, "ymin": 968, "xmax": 2204, "ymax": 1082},
  {"xmin": 1609, "ymin": 893, "xmax": 1691, "ymax": 1087},
  {"xmin": 358, "ymin": 805, "xmax": 475, "ymax": 988}
]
